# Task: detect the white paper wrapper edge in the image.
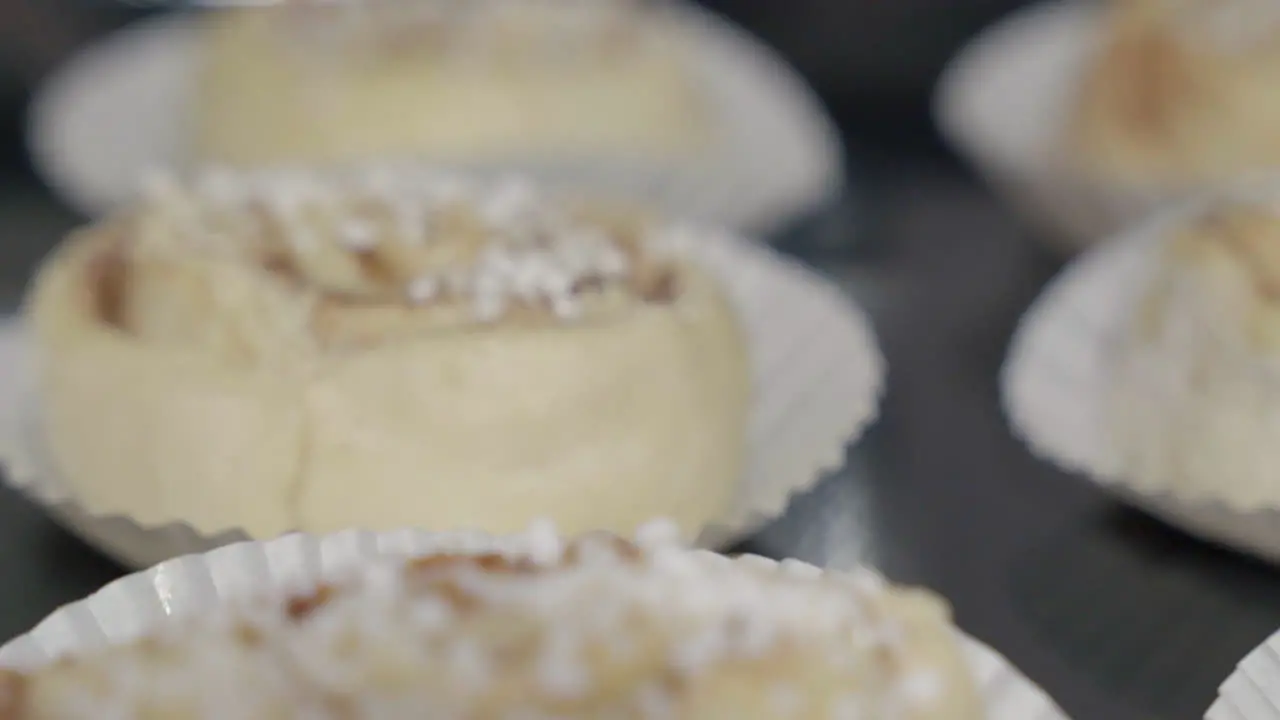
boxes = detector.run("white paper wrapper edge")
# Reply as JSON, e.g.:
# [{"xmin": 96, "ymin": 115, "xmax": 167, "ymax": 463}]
[
  {"xmin": 1206, "ymin": 628, "xmax": 1280, "ymax": 720},
  {"xmin": 0, "ymin": 230, "xmax": 884, "ymax": 568},
  {"xmin": 0, "ymin": 528, "xmax": 1069, "ymax": 720}
]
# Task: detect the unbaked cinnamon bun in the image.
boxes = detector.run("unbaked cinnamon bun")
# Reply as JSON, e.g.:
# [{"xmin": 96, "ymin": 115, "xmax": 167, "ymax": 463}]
[
  {"xmin": 1111, "ymin": 194, "xmax": 1280, "ymax": 506},
  {"xmin": 0, "ymin": 522, "xmax": 983, "ymax": 719},
  {"xmin": 195, "ymin": 0, "xmax": 709, "ymax": 168},
  {"xmin": 1071, "ymin": 0, "xmax": 1280, "ymax": 187},
  {"xmin": 25, "ymin": 168, "xmax": 749, "ymax": 540}
]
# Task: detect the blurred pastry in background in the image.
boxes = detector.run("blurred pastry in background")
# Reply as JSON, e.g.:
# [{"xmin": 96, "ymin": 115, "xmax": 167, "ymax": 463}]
[
  {"xmin": 195, "ymin": 0, "xmax": 709, "ymax": 168},
  {"xmin": 1110, "ymin": 197, "xmax": 1280, "ymax": 507},
  {"xmin": 25, "ymin": 167, "xmax": 749, "ymax": 541},
  {"xmin": 0, "ymin": 522, "xmax": 984, "ymax": 719},
  {"xmin": 1071, "ymin": 0, "xmax": 1280, "ymax": 189}
]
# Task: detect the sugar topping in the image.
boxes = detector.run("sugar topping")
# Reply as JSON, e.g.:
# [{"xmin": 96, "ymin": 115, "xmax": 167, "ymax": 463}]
[
  {"xmin": 131, "ymin": 168, "xmax": 674, "ymax": 327},
  {"xmin": 1171, "ymin": 200, "xmax": 1280, "ymax": 301},
  {"xmin": 0, "ymin": 521, "xmax": 962, "ymax": 719},
  {"xmin": 275, "ymin": 520, "xmax": 947, "ymax": 712}
]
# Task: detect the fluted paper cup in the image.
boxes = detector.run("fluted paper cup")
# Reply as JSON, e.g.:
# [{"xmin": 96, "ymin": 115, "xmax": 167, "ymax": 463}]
[
  {"xmin": 0, "ymin": 229, "xmax": 883, "ymax": 569},
  {"xmin": 1207, "ymin": 628, "xmax": 1280, "ymax": 720},
  {"xmin": 1002, "ymin": 182, "xmax": 1280, "ymax": 564},
  {"xmin": 0, "ymin": 527, "xmax": 1069, "ymax": 719},
  {"xmin": 28, "ymin": 4, "xmax": 843, "ymax": 237}
]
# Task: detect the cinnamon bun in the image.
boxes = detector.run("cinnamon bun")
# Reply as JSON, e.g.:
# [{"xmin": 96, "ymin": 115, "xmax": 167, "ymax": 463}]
[
  {"xmin": 0, "ymin": 522, "xmax": 983, "ymax": 719},
  {"xmin": 195, "ymin": 0, "xmax": 708, "ymax": 168},
  {"xmin": 1111, "ymin": 196, "xmax": 1280, "ymax": 506},
  {"xmin": 25, "ymin": 168, "xmax": 749, "ymax": 539},
  {"xmin": 1071, "ymin": 0, "xmax": 1280, "ymax": 188}
]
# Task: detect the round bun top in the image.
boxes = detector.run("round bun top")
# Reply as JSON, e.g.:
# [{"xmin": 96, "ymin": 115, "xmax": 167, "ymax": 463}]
[
  {"xmin": 134, "ymin": 168, "xmax": 674, "ymax": 318},
  {"xmin": 278, "ymin": 0, "xmax": 659, "ymax": 63},
  {"xmin": 1161, "ymin": 0, "xmax": 1280, "ymax": 53},
  {"xmin": 1168, "ymin": 199, "xmax": 1280, "ymax": 299},
  {"xmin": 0, "ymin": 521, "xmax": 980, "ymax": 718},
  {"xmin": 89, "ymin": 168, "xmax": 693, "ymax": 359}
]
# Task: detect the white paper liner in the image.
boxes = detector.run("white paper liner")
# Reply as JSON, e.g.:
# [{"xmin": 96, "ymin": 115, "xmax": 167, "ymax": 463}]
[
  {"xmin": 0, "ymin": 527, "xmax": 1069, "ymax": 719},
  {"xmin": 934, "ymin": 0, "xmax": 1210, "ymax": 254},
  {"xmin": 1207, "ymin": 628, "xmax": 1280, "ymax": 720},
  {"xmin": 27, "ymin": 4, "xmax": 843, "ymax": 237},
  {"xmin": 1001, "ymin": 185, "xmax": 1280, "ymax": 565},
  {"xmin": 0, "ymin": 229, "xmax": 883, "ymax": 569}
]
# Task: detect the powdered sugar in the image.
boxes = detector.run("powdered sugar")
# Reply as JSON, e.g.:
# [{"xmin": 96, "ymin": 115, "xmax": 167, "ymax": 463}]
[
  {"xmin": 136, "ymin": 168, "xmax": 664, "ymax": 325},
  {"xmin": 2, "ymin": 521, "xmax": 959, "ymax": 718}
]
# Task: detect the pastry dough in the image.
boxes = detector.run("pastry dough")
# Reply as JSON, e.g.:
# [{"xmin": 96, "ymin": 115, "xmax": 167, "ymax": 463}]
[
  {"xmin": 1111, "ymin": 198, "xmax": 1280, "ymax": 506},
  {"xmin": 195, "ymin": 0, "xmax": 709, "ymax": 167},
  {"xmin": 0, "ymin": 522, "xmax": 984, "ymax": 719},
  {"xmin": 25, "ymin": 168, "xmax": 750, "ymax": 540},
  {"xmin": 1071, "ymin": 0, "xmax": 1280, "ymax": 187}
]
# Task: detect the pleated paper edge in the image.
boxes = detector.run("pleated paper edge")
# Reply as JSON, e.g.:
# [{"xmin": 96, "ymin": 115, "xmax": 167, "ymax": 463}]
[
  {"xmin": 0, "ymin": 528, "xmax": 1068, "ymax": 720},
  {"xmin": 26, "ymin": 4, "xmax": 844, "ymax": 238},
  {"xmin": 1206, "ymin": 626, "xmax": 1280, "ymax": 720},
  {"xmin": 1000, "ymin": 184, "xmax": 1280, "ymax": 563},
  {"xmin": 0, "ymin": 230, "xmax": 885, "ymax": 569},
  {"xmin": 933, "ymin": 0, "xmax": 1192, "ymax": 253}
]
